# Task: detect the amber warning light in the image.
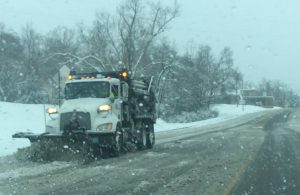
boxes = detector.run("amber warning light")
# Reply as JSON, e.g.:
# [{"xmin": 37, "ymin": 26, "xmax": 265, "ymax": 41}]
[
  {"xmin": 121, "ymin": 71, "xmax": 128, "ymax": 78},
  {"xmin": 67, "ymin": 75, "xmax": 73, "ymax": 80}
]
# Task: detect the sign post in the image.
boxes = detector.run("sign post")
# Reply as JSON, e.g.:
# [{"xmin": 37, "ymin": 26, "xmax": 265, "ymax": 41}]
[{"xmin": 240, "ymin": 99, "xmax": 246, "ymax": 112}]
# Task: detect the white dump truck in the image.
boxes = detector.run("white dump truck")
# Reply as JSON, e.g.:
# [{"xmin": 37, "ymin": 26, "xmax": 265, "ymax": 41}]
[{"xmin": 13, "ymin": 69, "xmax": 156, "ymax": 159}]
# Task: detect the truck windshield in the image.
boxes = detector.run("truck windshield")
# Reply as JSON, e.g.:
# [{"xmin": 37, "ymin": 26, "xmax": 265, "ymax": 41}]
[{"xmin": 65, "ymin": 81, "xmax": 109, "ymax": 99}]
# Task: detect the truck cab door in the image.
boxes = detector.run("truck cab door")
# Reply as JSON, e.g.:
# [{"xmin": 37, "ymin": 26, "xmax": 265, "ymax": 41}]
[{"xmin": 111, "ymin": 84, "xmax": 122, "ymax": 121}]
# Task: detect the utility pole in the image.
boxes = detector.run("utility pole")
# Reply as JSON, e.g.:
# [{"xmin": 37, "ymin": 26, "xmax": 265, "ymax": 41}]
[{"xmin": 58, "ymin": 71, "xmax": 61, "ymax": 106}]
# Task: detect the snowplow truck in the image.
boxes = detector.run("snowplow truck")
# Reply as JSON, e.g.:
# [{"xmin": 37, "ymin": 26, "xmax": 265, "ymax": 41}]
[{"xmin": 13, "ymin": 69, "xmax": 156, "ymax": 159}]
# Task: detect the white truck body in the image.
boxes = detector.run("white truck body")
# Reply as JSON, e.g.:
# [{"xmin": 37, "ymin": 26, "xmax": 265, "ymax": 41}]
[{"xmin": 13, "ymin": 70, "xmax": 156, "ymax": 159}]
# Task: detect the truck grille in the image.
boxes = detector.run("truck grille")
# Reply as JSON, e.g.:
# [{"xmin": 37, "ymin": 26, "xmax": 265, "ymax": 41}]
[{"xmin": 60, "ymin": 112, "xmax": 91, "ymax": 131}]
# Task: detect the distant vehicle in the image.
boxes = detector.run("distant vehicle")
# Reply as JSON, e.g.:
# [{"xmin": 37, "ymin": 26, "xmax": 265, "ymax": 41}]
[{"xmin": 13, "ymin": 69, "xmax": 157, "ymax": 160}]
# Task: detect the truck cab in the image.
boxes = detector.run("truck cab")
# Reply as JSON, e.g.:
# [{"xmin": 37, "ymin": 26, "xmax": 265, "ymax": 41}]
[{"xmin": 47, "ymin": 77, "xmax": 125, "ymax": 135}]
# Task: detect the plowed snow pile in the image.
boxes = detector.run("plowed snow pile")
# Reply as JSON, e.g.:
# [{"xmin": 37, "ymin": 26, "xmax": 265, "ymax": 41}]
[
  {"xmin": 154, "ymin": 104, "xmax": 278, "ymax": 131},
  {"xmin": 0, "ymin": 102, "xmax": 278, "ymax": 157},
  {"xmin": 0, "ymin": 102, "xmax": 48, "ymax": 156}
]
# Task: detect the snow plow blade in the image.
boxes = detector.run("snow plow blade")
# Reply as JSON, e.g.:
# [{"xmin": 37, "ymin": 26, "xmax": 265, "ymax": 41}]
[
  {"xmin": 12, "ymin": 131, "xmax": 120, "ymax": 160},
  {"xmin": 12, "ymin": 132, "xmax": 106, "ymax": 162},
  {"xmin": 12, "ymin": 131, "xmax": 115, "ymax": 143},
  {"xmin": 12, "ymin": 132, "xmax": 64, "ymax": 142}
]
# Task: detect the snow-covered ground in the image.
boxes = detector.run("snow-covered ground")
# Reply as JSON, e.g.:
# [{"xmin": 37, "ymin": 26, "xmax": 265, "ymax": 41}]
[
  {"xmin": 155, "ymin": 104, "xmax": 278, "ymax": 131},
  {"xmin": 0, "ymin": 102, "xmax": 50, "ymax": 157},
  {"xmin": 0, "ymin": 102, "xmax": 278, "ymax": 157}
]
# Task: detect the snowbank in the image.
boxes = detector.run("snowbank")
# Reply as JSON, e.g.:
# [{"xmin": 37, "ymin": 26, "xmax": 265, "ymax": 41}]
[
  {"xmin": 154, "ymin": 104, "xmax": 277, "ymax": 132},
  {"xmin": 0, "ymin": 102, "xmax": 49, "ymax": 157},
  {"xmin": 0, "ymin": 102, "xmax": 278, "ymax": 157}
]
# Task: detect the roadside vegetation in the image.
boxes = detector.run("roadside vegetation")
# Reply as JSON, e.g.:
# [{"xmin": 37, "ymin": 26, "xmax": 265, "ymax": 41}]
[{"xmin": 0, "ymin": 0, "xmax": 299, "ymax": 122}]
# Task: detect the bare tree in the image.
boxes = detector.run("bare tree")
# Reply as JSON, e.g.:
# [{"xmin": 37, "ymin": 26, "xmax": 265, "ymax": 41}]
[
  {"xmin": 232, "ymin": 70, "xmax": 243, "ymax": 106},
  {"xmin": 44, "ymin": 53, "xmax": 106, "ymax": 72},
  {"xmin": 73, "ymin": 0, "xmax": 179, "ymax": 76},
  {"xmin": 117, "ymin": 0, "xmax": 179, "ymax": 77},
  {"xmin": 0, "ymin": 26, "xmax": 23, "ymax": 101},
  {"xmin": 21, "ymin": 24, "xmax": 45, "ymax": 103}
]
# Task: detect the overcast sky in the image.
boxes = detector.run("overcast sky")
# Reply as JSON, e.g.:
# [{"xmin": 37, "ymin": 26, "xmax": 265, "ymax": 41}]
[{"xmin": 1, "ymin": 0, "xmax": 300, "ymax": 92}]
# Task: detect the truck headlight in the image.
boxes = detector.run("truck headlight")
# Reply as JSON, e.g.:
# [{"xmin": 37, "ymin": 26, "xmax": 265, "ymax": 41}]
[
  {"xmin": 96, "ymin": 123, "xmax": 113, "ymax": 131},
  {"xmin": 47, "ymin": 107, "xmax": 58, "ymax": 114},
  {"xmin": 97, "ymin": 105, "xmax": 112, "ymax": 112}
]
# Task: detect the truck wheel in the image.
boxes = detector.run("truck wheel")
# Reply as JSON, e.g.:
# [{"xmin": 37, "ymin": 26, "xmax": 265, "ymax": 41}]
[
  {"xmin": 137, "ymin": 129, "xmax": 147, "ymax": 150},
  {"xmin": 146, "ymin": 125, "xmax": 155, "ymax": 149}
]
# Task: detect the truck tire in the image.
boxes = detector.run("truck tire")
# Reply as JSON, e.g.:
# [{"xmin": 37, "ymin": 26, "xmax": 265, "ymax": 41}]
[
  {"xmin": 146, "ymin": 124, "xmax": 155, "ymax": 149},
  {"xmin": 137, "ymin": 129, "xmax": 147, "ymax": 150}
]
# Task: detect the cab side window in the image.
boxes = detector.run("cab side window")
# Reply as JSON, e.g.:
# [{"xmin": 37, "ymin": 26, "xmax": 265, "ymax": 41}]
[{"xmin": 111, "ymin": 85, "xmax": 119, "ymax": 98}]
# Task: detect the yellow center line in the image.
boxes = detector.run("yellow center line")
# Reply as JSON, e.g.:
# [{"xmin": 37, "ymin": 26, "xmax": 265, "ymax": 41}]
[{"xmin": 220, "ymin": 158, "xmax": 253, "ymax": 195}]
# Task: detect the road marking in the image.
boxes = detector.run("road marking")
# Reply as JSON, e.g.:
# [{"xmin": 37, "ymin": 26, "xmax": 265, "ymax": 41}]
[{"xmin": 220, "ymin": 158, "xmax": 253, "ymax": 195}]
